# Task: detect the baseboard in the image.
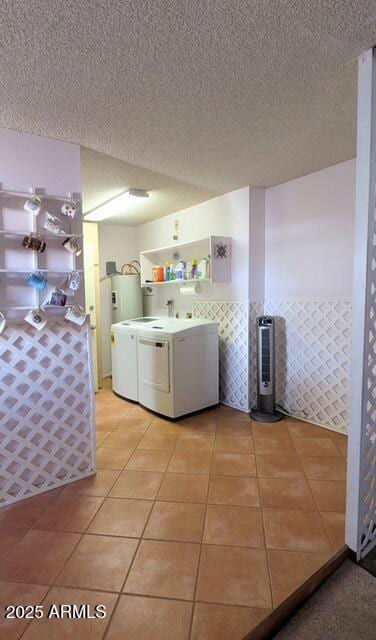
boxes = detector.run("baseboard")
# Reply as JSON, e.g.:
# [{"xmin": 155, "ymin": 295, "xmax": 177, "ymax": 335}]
[
  {"xmin": 277, "ymin": 409, "xmax": 347, "ymax": 437},
  {"xmin": 220, "ymin": 400, "xmax": 250, "ymax": 414},
  {"xmin": 242, "ymin": 546, "xmax": 349, "ymax": 640}
]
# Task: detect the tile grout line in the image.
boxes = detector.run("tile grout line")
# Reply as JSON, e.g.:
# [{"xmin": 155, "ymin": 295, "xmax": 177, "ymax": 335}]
[
  {"xmin": 252, "ymin": 425, "xmax": 276, "ymax": 612},
  {"xmin": 17, "ymin": 458, "xmax": 123, "ymax": 639},
  {"xmin": 289, "ymin": 432, "xmax": 336, "ymax": 553},
  {"xmin": 18, "ymin": 528, "xmax": 86, "ymax": 639},
  {"xmin": 101, "ymin": 414, "xmax": 184, "ymax": 640},
  {"xmin": 120, "ymin": 589, "xmax": 272, "ymax": 609},
  {"xmin": 331, "ymin": 438, "xmax": 348, "ymax": 458},
  {"xmin": 0, "ymin": 573, "xmax": 274, "ymax": 611},
  {"xmin": 0, "ymin": 487, "xmax": 65, "ymax": 568},
  {"xmin": 41, "ymin": 481, "xmax": 113, "ymax": 578},
  {"xmin": 187, "ymin": 414, "xmax": 218, "ymax": 640},
  {"xmin": 306, "ymin": 478, "xmax": 346, "ymax": 513},
  {"xmin": 6, "ymin": 400, "xmax": 346, "ymax": 639},
  {"xmin": 256, "ymin": 422, "xmax": 342, "ymax": 605},
  {"xmin": 0, "ymin": 528, "xmax": 30, "ymax": 565}
]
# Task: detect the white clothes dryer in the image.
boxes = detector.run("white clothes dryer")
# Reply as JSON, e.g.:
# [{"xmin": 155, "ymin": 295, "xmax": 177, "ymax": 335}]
[{"xmin": 137, "ymin": 319, "xmax": 219, "ymax": 418}]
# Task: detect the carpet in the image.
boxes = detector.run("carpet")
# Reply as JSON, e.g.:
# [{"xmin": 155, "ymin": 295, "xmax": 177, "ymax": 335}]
[{"xmin": 274, "ymin": 560, "xmax": 376, "ymax": 639}]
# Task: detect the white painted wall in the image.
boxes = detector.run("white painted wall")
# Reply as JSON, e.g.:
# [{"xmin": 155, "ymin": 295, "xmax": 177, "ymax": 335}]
[
  {"xmin": 0, "ymin": 129, "xmax": 81, "ymax": 195},
  {"xmin": 97, "ymin": 224, "xmax": 139, "ymax": 375},
  {"xmin": 0, "ymin": 128, "xmax": 83, "ymax": 312},
  {"xmin": 94, "ymin": 159, "xmax": 356, "ymax": 393},
  {"xmin": 137, "ymin": 187, "xmax": 250, "ymax": 316},
  {"xmin": 97, "ymin": 223, "xmax": 139, "ymax": 278},
  {"xmin": 263, "ymin": 160, "xmax": 355, "ymax": 432},
  {"xmin": 249, "ymin": 187, "xmax": 266, "ymax": 302},
  {"xmin": 265, "ymin": 159, "xmax": 355, "ymax": 300}
]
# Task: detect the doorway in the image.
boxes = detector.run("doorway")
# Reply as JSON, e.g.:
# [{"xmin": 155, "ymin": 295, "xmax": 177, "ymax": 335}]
[{"xmin": 83, "ymin": 221, "xmax": 102, "ymax": 390}]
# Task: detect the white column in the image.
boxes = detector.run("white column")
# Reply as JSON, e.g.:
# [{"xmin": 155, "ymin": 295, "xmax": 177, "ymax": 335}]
[{"xmin": 345, "ymin": 47, "xmax": 376, "ymax": 558}]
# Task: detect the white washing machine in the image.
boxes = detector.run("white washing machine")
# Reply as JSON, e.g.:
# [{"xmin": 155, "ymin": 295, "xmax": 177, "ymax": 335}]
[
  {"xmin": 111, "ymin": 317, "xmax": 166, "ymax": 401},
  {"xmin": 137, "ymin": 319, "xmax": 219, "ymax": 418}
]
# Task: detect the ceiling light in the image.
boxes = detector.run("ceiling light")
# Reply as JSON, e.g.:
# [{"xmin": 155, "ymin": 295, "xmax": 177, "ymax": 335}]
[
  {"xmin": 85, "ymin": 188, "xmax": 149, "ymax": 221},
  {"xmin": 127, "ymin": 188, "xmax": 149, "ymax": 199}
]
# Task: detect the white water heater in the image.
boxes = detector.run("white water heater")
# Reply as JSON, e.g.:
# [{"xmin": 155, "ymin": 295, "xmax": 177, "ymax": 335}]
[
  {"xmin": 111, "ymin": 274, "xmax": 142, "ymax": 323},
  {"xmin": 251, "ymin": 316, "xmax": 283, "ymax": 423}
]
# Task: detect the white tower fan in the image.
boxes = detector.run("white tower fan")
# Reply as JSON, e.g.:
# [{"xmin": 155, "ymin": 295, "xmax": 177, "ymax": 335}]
[{"xmin": 251, "ymin": 316, "xmax": 283, "ymax": 422}]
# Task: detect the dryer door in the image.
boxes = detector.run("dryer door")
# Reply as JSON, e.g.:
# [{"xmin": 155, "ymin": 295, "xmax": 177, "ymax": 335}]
[{"xmin": 138, "ymin": 337, "xmax": 170, "ymax": 393}]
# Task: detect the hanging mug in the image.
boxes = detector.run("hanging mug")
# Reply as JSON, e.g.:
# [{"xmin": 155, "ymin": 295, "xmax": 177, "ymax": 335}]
[
  {"xmin": 44, "ymin": 212, "xmax": 63, "ymax": 234},
  {"xmin": 24, "ymin": 307, "xmax": 47, "ymax": 331},
  {"xmin": 24, "ymin": 196, "xmax": 42, "ymax": 215},
  {"xmin": 49, "ymin": 288, "xmax": 67, "ymax": 307},
  {"xmin": 62, "ymin": 235, "xmax": 82, "ymax": 256},
  {"xmin": 26, "ymin": 271, "xmax": 47, "ymax": 290},
  {"xmin": 66, "ymin": 270, "xmax": 81, "ymax": 291},
  {"xmin": 65, "ymin": 305, "xmax": 87, "ymax": 326},
  {"xmin": 0, "ymin": 312, "xmax": 6, "ymax": 335},
  {"xmin": 61, "ymin": 201, "xmax": 77, "ymax": 218},
  {"xmin": 22, "ymin": 232, "xmax": 46, "ymax": 253}
]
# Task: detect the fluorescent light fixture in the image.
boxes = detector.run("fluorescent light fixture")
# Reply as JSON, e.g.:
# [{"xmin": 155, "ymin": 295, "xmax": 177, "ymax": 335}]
[
  {"xmin": 128, "ymin": 188, "xmax": 149, "ymax": 199},
  {"xmin": 85, "ymin": 188, "xmax": 149, "ymax": 221}
]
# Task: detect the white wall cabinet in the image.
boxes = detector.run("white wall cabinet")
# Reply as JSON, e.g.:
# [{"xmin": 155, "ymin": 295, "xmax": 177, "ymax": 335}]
[{"xmin": 140, "ymin": 235, "xmax": 231, "ymax": 287}]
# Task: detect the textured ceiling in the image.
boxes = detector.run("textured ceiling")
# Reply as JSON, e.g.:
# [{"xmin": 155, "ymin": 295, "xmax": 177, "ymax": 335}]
[
  {"xmin": 81, "ymin": 147, "xmax": 215, "ymax": 224},
  {"xmin": 1, "ymin": 1, "xmax": 376, "ymax": 201}
]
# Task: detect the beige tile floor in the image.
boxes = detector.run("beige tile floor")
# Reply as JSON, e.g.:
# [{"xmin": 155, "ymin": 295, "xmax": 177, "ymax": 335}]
[{"xmin": 0, "ymin": 385, "xmax": 347, "ymax": 640}]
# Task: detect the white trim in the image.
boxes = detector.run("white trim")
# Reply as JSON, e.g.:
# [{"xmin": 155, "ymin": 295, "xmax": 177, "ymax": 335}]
[
  {"xmin": 0, "ymin": 187, "xmax": 81, "ymax": 202},
  {"xmin": 0, "ymin": 469, "xmax": 95, "ymax": 507},
  {"xmin": 86, "ymin": 320, "xmax": 97, "ymax": 471},
  {"xmin": 264, "ymin": 296, "xmax": 352, "ymax": 303},
  {"xmin": 278, "ymin": 409, "xmax": 347, "ymax": 436},
  {"xmin": 220, "ymin": 401, "xmax": 249, "ymax": 414}
]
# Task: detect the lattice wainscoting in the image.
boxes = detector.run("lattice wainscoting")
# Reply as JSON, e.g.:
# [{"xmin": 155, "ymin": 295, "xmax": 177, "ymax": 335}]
[
  {"xmin": 0, "ymin": 321, "xmax": 95, "ymax": 506},
  {"xmin": 358, "ymin": 219, "xmax": 376, "ymax": 555},
  {"xmin": 193, "ymin": 302, "xmax": 249, "ymax": 411},
  {"xmin": 264, "ymin": 300, "xmax": 351, "ymax": 433}
]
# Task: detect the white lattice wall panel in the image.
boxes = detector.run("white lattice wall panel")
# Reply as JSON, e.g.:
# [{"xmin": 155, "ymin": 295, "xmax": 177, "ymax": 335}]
[
  {"xmin": 358, "ymin": 251, "xmax": 376, "ymax": 554},
  {"xmin": 193, "ymin": 302, "xmax": 249, "ymax": 411},
  {"xmin": 357, "ymin": 174, "xmax": 376, "ymax": 555},
  {"xmin": 0, "ymin": 321, "xmax": 95, "ymax": 506},
  {"xmin": 264, "ymin": 300, "xmax": 351, "ymax": 433}
]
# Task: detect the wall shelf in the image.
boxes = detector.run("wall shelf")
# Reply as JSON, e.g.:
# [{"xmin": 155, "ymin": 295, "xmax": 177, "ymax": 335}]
[
  {"xmin": 0, "ymin": 230, "xmax": 83, "ymax": 238},
  {"xmin": 0, "ymin": 189, "xmax": 84, "ymax": 319},
  {"xmin": 140, "ymin": 236, "xmax": 231, "ymax": 287},
  {"xmin": 142, "ymin": 278, "xmax": 210, "ymax": 288},
  {"xmin": 1, "ymin": 304, "xmax": 77, "ymax": 311},
  {"xmin": 0, "ymin": 188, "xmax": 82, "ymax": 203},
  {"xmin": 140, "ymin": 237, "xmax": 211, "ymax": 256},
  {"xmin": 0, "ymin": 269, "xmax": 84, "ymax": 273}
]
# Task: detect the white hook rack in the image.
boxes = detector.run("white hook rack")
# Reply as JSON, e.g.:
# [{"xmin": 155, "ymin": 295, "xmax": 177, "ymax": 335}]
[{"xmin": 0, "ymin": 184, "xmax": 82, "ymax": 203}]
